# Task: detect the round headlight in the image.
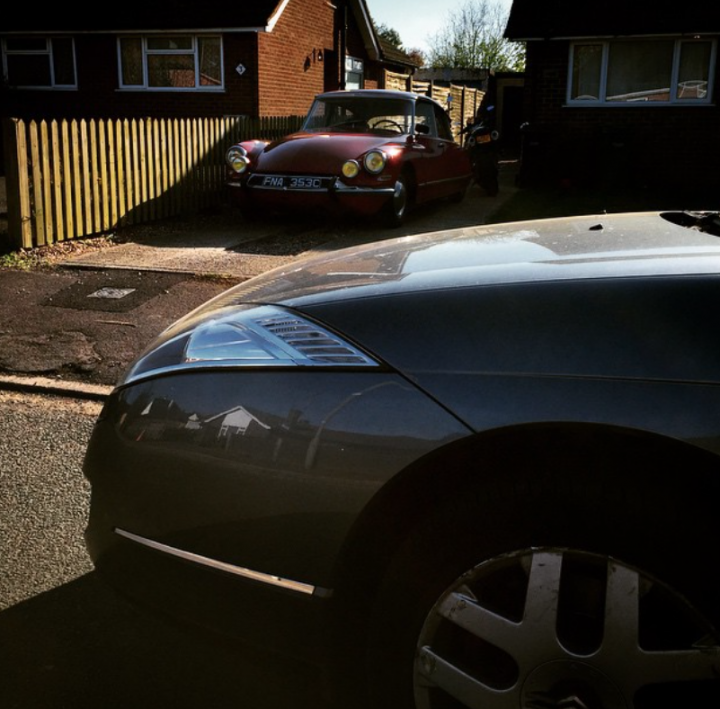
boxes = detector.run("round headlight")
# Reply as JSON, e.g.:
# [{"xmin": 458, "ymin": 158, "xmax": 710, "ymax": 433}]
[
  {"xmin": 226, "ymin": 146, "xmax": 250, "ymax": 174},
  {"xmin": 363, "ymin": 150, "xmax": 387, "ymax": 175},
  {"xmin": 342, "ymin": 160, "xmax": 360, "ymax": 179}
]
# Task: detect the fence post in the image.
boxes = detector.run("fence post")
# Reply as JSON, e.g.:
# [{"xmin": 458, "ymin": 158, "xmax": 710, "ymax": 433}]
[{"xmin": 2, "ymin": 118, "xmax": 33, "ymax": 249}]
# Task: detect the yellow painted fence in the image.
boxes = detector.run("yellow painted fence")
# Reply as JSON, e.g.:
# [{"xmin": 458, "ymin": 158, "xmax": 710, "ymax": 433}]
[{"xmin": 3, "ymin": 115, "xmax": 304, "ymax": 250}]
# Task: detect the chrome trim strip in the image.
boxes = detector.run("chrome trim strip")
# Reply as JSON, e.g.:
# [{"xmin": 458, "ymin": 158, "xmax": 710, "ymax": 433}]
[
  {"xmin": 420, "ymin": 174, "xmax": 474, "ymax": 189},
  {"xmin": 332, "ymin": 180, "xmax": 395, "ymax": 195},
  {"xmin": 115, "ymin": 528, "xmax": 325, "ymax": 597},
  {"xmin": 251, "ymin": 186, "xmax": 331, "ymax": 193}
]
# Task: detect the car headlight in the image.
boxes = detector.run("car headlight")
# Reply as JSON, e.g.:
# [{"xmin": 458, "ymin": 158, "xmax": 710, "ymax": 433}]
[
  {"xmin": 342, "ymin": 160, "xmax": 361, "ymax": 179},
  {"xmin": 363, "ymin": 150, "xmax": 387, "ymax": 174},
  {"xmin": 121, "ymin": 305, "xmax": 380, "ymax": 384},
  {"xmin": 226, "ymin": 146, "xmax": 250, "ymax": 174}
]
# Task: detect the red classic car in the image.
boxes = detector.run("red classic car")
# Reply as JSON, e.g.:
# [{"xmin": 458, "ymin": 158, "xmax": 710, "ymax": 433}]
[{"xmin": 225, "ymin": 89, "xmax": 473, "ymax": 226}]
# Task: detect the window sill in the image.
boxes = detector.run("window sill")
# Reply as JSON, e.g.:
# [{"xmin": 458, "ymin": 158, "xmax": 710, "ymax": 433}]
[
  {"xmin": 116, "ymin": 87, "xmax": 226, "ymax": 93},
  {"xmin": 564, "ymin": 101, "xmax": 715, "ymax": 108}
]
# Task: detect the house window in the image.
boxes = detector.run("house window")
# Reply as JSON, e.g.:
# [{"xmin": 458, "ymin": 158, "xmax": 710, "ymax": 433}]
[
  {"xmin": 1, "ymin": 36, "xmax": 77, "ymax": 89},
  {"xmin": 568, "ymin": 38, "xmax": 716, "ymax": 105},
  {"xmin": 345, "ymin": 56, "xmax": 364, "ymax": 90},
  {"xmin": 118, "ymin": 35, "xmax": 223, "ymax": 90}
]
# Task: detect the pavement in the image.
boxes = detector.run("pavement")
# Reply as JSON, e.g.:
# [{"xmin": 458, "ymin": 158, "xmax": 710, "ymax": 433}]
[{"xmin": 0, "ymin": 162, "xmax": 519, "ymax": 401}]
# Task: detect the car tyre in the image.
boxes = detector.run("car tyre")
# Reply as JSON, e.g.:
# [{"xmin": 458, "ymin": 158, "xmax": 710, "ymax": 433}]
[
  {"xmin": 482, "ymin": 173, "xmax": 499, "ymax": 197},
  {"xmin": 449, "ymin": 179, "xmax": 471, "ymax": 204},
  {"xmin": 384, "ymin": 172, "xmax": 410, "ymax": 228},
  {"xmin": 361, "ymin": 462, "xmax": 720, "ymax": 709},
  {"xmin": 239, "ymin": 201, "xmax": 257, "ymax": 222}
]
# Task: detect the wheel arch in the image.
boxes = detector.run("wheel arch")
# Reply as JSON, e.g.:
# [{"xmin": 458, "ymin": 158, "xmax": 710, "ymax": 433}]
[{"xmin": 330, "ymin": 420, "xmax": 720, "ymax": 622}]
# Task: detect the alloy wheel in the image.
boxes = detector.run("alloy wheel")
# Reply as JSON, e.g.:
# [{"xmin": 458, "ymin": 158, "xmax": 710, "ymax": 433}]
[{"xmin": 414, "ymin": 548, "xmax": 720, "ymax": 708}]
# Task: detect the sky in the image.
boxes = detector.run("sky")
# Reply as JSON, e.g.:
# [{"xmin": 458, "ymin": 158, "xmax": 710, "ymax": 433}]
[{"xmin": 365, "ymin": 0, "xmax": 513, "ymax": 55}]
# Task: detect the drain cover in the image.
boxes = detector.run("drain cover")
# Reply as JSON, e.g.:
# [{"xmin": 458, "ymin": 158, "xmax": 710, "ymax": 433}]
[
  {"xmin": 45, "ymin": 272, "xmax": 187, "ymax": 312},
  {"xmin": 88, "ymin": 287, "xmax": 137, "ymax": 299}
]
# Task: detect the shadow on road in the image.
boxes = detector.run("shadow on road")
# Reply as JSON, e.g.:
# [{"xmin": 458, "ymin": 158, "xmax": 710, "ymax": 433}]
[{"xmin": 0, "ymin": 572, "xmax": 328, "ymax": 709}]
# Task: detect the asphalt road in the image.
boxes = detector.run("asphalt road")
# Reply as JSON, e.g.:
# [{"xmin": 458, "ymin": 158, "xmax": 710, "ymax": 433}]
[{"xmin": 0, "ymin": 390, "xmax": 330, "ymax": 709}]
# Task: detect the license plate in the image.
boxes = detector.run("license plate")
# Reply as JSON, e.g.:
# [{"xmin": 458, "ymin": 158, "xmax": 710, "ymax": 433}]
[{"xmin": 251, "ymin": 175, "xmax": 329, "ymax": 190}]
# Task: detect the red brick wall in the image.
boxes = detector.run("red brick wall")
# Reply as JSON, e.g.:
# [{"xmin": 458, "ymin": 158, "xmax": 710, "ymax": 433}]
[
  {"xmin": 257, "ymin": 0, "xmax": 336, "ymax": 116},
  {"xmin": 520, "ymin": 40, "xmax": 720, "ymax": 190}
]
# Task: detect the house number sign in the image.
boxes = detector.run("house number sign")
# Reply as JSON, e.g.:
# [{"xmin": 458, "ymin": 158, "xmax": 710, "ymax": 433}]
[{"xmin": 236, "ymin": 64, "xmax": 247, "ymax": 76}]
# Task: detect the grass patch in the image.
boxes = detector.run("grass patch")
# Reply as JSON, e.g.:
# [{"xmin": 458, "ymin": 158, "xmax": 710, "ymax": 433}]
[
  {"xmin": 0, "ymin": 233, "xmax": 121, "ymax": 271},
  {"xmin": 0, "ymin": 249, "xmax": 37, "ymax": 270}
]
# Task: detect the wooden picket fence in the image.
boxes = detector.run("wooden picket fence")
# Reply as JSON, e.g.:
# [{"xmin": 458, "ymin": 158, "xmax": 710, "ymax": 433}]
[{"xmin": 3, "ymin": 114, "xmax": 304, "ymax": 249}]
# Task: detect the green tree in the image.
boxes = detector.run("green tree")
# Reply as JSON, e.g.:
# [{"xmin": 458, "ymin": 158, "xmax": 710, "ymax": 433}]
[
  {"xmin": 374, "ymin": 22, "xmax": 426, "ymax": 67},
  {"xmin": 426, "ymin": 0, "xmax": 525, "ymax": 71},
  {"xmin": 375, "ymin": 23, "xmax": 404, "ymax": 49}
]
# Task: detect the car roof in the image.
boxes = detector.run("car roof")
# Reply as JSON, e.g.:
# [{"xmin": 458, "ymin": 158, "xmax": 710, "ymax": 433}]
[{"xmin": 314, "ymin": 89, "xmax": 439, "ymax": 106}]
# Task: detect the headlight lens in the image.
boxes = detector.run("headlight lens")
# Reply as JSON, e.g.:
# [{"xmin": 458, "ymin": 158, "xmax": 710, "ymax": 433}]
[
  {"xmin": 122, "ymin": 305, "xmax": 380, "ymax": 384},
  {"xmin": 226, "ymin": 146, "xmax": 250, "ymax": 174},
  {"xmin": 364, "ymin": 150, "xmax": 387, "ymax": 174},
  {"xmin": 342, "ymin": 160, "xmax": 361, "ymax": 179}
]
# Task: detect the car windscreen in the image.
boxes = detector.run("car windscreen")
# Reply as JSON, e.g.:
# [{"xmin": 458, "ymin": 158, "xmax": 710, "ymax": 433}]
[{"xmin": 302, "ymin": 97, "xmax": 414, "ymax": 135}]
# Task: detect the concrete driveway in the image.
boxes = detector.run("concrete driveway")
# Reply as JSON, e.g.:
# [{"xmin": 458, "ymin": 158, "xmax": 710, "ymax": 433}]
[{"xmin": 56, "ymin": 161, "xmax": 519, "ymax": 279}]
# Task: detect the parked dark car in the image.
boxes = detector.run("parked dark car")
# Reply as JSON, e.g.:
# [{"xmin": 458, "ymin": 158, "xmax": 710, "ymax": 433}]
[
  {"xmin": 225, "ymin": 89, "xmax": 473, "ymax": 226},
  {"xmin": 84, "ymin": 211, "xmax": 720, "ymax": 708}
]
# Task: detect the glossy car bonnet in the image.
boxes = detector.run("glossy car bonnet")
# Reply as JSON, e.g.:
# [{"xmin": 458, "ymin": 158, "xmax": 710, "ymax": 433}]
[{"xmin": 187, "ymin": 212, "xmax": 720, "ymax": 315}]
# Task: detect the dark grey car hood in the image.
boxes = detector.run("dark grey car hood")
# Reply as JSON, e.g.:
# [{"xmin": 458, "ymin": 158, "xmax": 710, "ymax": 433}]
[
  {"xmin": 126, "ymin": 211, "xmax": 720, "ymax": 388},
  {"xmin": 188, "ymin": 212, "xmax": 720, "ymax": 317}
]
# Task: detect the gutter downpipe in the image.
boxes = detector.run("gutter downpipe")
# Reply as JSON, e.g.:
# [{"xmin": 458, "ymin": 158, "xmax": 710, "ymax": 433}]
[{"xmin": 340, "ymin": 0, "xmax": 348, "ymax": 90}]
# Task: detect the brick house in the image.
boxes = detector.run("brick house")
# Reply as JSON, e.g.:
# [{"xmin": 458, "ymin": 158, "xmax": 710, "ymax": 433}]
[
  {"xmin": 0, "ymin": 0, "xmax": 420, "ymax": 172},
  {"xmin": 504, "ymin": 0, "xmax": 720, "ymax": 191}
]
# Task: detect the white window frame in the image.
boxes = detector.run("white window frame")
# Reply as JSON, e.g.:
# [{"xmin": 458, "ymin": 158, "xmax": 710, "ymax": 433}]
[
  {"xmin": 567, "ymin": 37, "xmax": 717, "ymax": 106},
  {"xmin": 117, "ymin": 34, "xmax": 224, "ymax": 92},
  {"xmin": 1, "ymin": 36, "xmax": 77, "ymax": 90},
  {"xmin": 345, "ymin": 56, "xmax": 364, "ymax": 90}
]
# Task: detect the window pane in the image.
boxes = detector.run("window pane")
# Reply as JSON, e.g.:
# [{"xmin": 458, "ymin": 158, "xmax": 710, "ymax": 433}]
[
  {"xmin": 607, "ymin": 40, "xmax": 673, "ymax": 102},
  {"xmin": 414, "ymin": 102, "xmax": 435, "ymax": 135},
  {"xmin": 148, "ymin": 54, "xmax": 195, "ymax": 87},
  {"xmin": 346, "ymin": 71, "xmax": 362, "ymax": 90},
  {"xmin": 7, "ymin": 54, "xmax": 51, "ymax": 86},
  {"xmin": 677, "ymin": 41, "xmax": 711, "ymax": 99},
  {"xmin": 434, "ymin": 104, "xmax": 454, "ymax": 141},
  {"xmin": 571, "ymin": 44, "xmax": 602, "ymax": 100},
  {"xmin": 198, "ymin": 37, "xmax": 221, "ymax": 86},
  {"xmin": 52, "ymin": 37, "xmax": 75, "ymax": 85},
  {"xmin": 147, "ymin": 36, "xmax": 193, "ymax": 51},
  {"xmin": 120, "ymin": 38, "xmax": 144, "ymax": 85}
]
